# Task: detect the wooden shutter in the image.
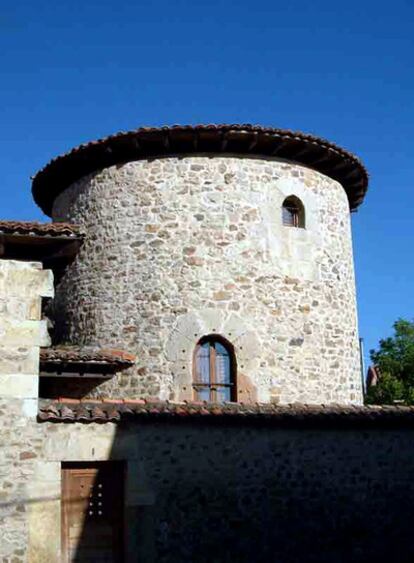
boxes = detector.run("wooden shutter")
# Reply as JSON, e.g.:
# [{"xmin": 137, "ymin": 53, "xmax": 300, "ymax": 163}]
[{"xmin": 61, "ymin": 462, "xmax": 125, "ymax": 563}]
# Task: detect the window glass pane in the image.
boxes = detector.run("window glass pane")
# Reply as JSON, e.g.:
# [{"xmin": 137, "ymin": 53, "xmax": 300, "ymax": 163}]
[
  {"xmin": 193, "ymin": 338, "xmax": 234, "ymax": 402},
  {"xmin": 195, "ymin": 386, "xmax": 211, "ymax": 402},
  {"xmin": 195, "ymin": 342, "xmax": 210, "ymax": 384},
  {"xmin": 215, "ymin": 342, "xmax": 230, "ymax": 384},
  {"xmin": 283, "ymin": 205, "xmax": 295, "ymax": 226},
  {"xmin": 215, "ymin": 386, "xmax": 231, "ymax": 402},
  {"xmin": 282, "ymin": 197, "xmax": 305, "ymax": 228}
]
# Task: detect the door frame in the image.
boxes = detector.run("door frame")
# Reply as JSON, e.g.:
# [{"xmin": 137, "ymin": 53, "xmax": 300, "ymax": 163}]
[{"xmin": 61, "ymin": 461, "xmax": 126, "ymax": 563}]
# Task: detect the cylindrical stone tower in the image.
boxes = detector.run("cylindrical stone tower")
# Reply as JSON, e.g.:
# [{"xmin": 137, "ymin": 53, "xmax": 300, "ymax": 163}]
[{"xmin": 33, "ymin": 125, "xmax": 368, "ymax": 405}]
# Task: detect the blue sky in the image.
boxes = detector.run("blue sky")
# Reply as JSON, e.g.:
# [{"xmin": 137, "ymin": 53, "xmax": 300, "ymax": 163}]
[{"xmin": 1, "ymin": 0, "xmax": 413, "ymax": 362}]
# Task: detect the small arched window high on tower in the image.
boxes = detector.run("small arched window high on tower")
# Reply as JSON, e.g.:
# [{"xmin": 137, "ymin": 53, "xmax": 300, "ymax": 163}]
[
  {"xmin": 282, "ymin": 196, "xmax": 305, "ymax": 228},
  {"xmin": 193, "ymin": 335, "xmax": 236, "ymax": 402}
]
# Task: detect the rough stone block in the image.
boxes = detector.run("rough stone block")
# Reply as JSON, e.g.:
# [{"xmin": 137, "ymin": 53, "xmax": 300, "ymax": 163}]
[
  {"xmin": 44, "ymin": 426, "xmax": 117, "ymax": 461},
  {"xmin": 197, "ymin": 308, "xmax": 226, "ymax": 335},
  {"xmin": 5, "ymin": 265, "xmax": 54, "ymax": 299},
  {"xmin": 28, "ymin": 499, "xmax": 60, "ymax": 563},
  {"xmin": 173, "ymin": 313, "xmax": 204, "ymax": 342},
  {"xmin": 222, "ymin": 313, "xmax": 250, "ymax": 341},
  {"xmin": 32, "ymin": 461, "xmax": 61, "ymax": 483},
  {"xmin": 0, "ymin": 346, "xmax": 39, "ymax": 375},
  {"xmin": 0, "ymin": 374, "xmax": 38, "ymax": 399},
  {"xmin": 0, "ymin": 320, "xmax": 50, "ymax": 347}
]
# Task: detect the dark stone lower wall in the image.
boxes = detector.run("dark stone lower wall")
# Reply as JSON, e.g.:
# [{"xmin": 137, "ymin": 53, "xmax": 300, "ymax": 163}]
[
  {"xmin": 128, "ymin": 423, "xmax": 414, "ymax": 562},
  {"xmin": 4, "ymin": 417, "xmax": 414, "ymax": 562}
]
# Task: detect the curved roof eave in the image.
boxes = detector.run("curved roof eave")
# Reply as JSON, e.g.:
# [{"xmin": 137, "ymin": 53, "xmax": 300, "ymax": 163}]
[{"xmin": 32, "ymin": 124, "xmax": 369, "ymax": 216}]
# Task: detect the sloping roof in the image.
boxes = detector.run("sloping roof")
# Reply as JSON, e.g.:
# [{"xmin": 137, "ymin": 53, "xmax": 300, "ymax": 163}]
[
  {"xmin": 0, "ymin": 220, "xmax": 83, "ymax": 269},
  {"xmin": 38, "ymin": 399, "xmax": 414, "ymax": 427},
  {"xmin": 40, "ymin": 346, "xmax": 136, "ymax": 368},
  {"xmin": 32, "ymin": 124, "xmax": 369, "ymax": 216},
  {"xmin": 0, "ymin": 220, "xmax": 83, "ymax": 238}
]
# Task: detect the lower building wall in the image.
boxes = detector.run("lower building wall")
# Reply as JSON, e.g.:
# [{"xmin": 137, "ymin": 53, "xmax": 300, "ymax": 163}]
[
  {"xmin": 2, "ymin": 419, "xmax": 414, "ymax": 562},
  {"xmin": 0, "ymin": 259, "xmax": 53, "ymax": 563}
]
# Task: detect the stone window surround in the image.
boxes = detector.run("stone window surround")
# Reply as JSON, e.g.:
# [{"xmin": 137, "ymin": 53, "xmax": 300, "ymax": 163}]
[
  {"xmin": 165, "ymin": 310, "xmax": 262, "ymax": 403},
  {"xmin": 268, "ymin": 176, "xmax": 317, "ymax": 230},
  {"xmin": 262, "ymin": 176, "xmax": 322, "ymax": 282}
]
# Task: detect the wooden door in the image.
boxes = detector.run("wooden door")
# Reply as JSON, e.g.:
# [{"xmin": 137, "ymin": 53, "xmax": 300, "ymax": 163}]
[{"xmin": 62, "ymin": 462, "xmax": 125, "ymax": 563}]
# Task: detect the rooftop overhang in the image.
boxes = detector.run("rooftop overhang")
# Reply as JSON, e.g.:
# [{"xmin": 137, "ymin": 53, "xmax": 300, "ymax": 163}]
[
  {"xmin": 38, "ymin": 400, "xmax": 414, "ymax": 427},
  {"xmin": 40, "ymin": 346, "xmax": 136, "ymax": 378},
  {"xmin": 0, "ymin": 221, "xmax": 84, "ymax": 274},
  {"xmin": 32, "ymin": 124, "xmax": 369, "ymax": 216}
]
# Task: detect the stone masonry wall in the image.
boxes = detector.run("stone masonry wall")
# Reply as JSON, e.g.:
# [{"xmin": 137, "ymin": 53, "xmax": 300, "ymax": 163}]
[
  {"xmin": 7, "ymin": 418, "xmax": 414, "ymax": 562},
  {"xmin": 51, "ymin": 155, "xmax": 362, "ymax": 404},
  {"xmin": 0, "ymin": 260, "xmax": 53, "ymax": 562}
]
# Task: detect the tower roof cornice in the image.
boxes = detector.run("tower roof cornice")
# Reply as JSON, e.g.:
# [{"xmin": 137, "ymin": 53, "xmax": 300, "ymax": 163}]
[{"xmin": 32, "ymin": 124, "xmax": 368, "ymax": 216}]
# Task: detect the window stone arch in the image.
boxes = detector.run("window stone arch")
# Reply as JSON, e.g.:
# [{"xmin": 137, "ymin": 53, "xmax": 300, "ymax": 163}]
[{"xmin": 165, "ymin": 311, "xmax": 261, "ymax": 402}]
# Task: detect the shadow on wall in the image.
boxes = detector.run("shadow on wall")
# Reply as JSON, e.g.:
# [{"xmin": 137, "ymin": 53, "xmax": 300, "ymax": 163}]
[
  {"xmin": 58, "ymin": 420, "xmax": 414, "ymax": 563},
  {"xmin": 39, "ymin": 378, "xmax": 104, "ymax": 399}
]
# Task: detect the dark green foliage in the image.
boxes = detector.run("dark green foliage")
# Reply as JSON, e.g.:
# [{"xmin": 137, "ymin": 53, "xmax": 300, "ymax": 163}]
[{"xmin": 366, "ymin": 319, "xmax": 414, "ymax": 405}]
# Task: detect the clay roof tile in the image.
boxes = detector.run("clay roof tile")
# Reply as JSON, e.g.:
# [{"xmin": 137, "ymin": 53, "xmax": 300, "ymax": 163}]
[
  {"xmin": 37, "ymin": 400, "xmax": 414, "ymax": 428},
  {"xmin": 40, "ymin": 346, "xmax": 136, "ymax": 370},
  {"xmin": 32, "ymin": 124, "xmax": 369, "ymax": 216},
  {"xmin": 0, "ymin": 220, "xmax": 83, "ymax": 238}
]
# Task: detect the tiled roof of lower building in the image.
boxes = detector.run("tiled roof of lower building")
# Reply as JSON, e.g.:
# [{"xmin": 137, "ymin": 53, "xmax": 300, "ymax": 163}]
[
  {"xmin": 0, "ymin": 220, "xmax": 83, "ymax": 238},
  {"xmin": 37, "ymin": 399, "xmax": 414, "ymax": 427},
  {"xmin": 0, "ymin": 220, "xmax": 84, "ymax": 270},
  {"xmin": 40, "ymin": 346, "xmax": 136, "ymax": 368}
]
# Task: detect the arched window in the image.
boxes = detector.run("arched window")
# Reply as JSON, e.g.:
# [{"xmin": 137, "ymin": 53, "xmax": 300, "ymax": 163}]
[
  {"xmin": 282, "ymin": 196, "xmax": 305, "ymax": 228},
  {"xmin": 193, "ymin": 336, "xmax": 236, "ymax": 402}
]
